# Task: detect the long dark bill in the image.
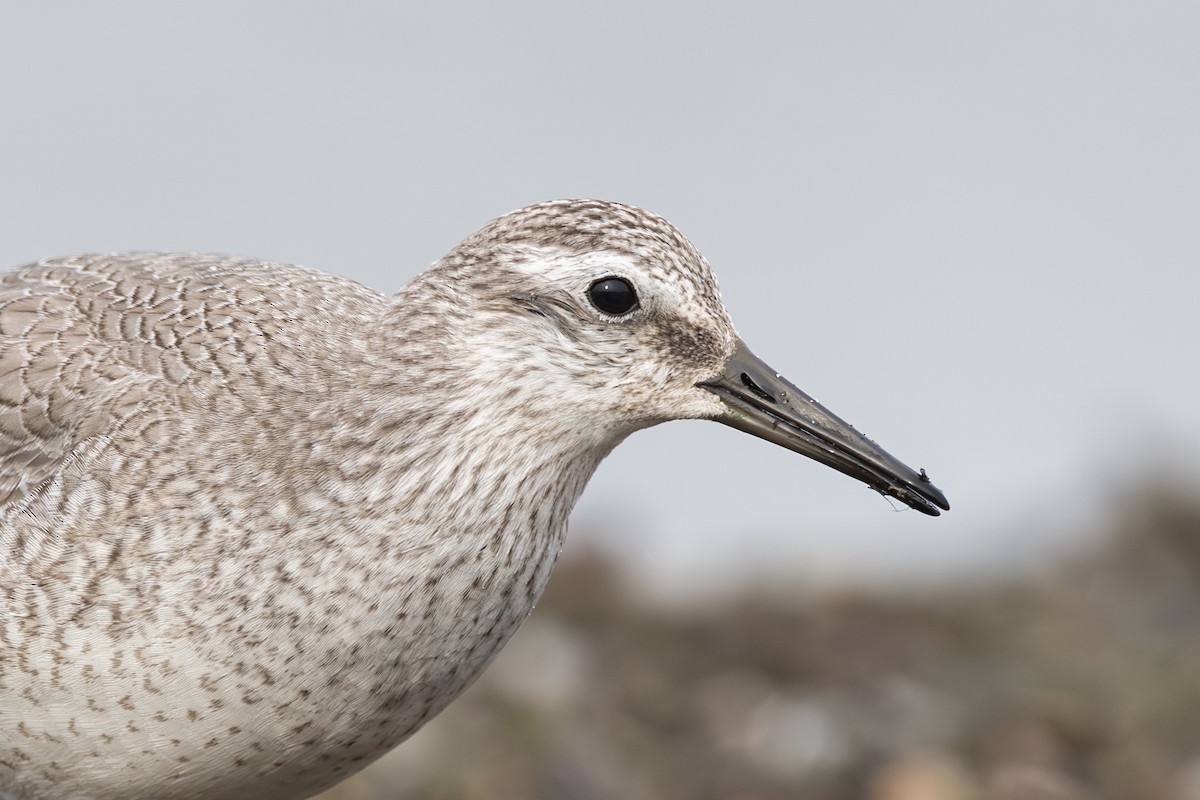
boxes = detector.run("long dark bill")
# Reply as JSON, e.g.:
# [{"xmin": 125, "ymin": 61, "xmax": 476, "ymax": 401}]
[{"xmin": 698, "ymin": 340, "xmax": 950, "ymax": 516}]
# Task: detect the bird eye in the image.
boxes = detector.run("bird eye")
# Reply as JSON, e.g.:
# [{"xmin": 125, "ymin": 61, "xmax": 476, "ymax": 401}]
[{"xmin": 588, "ymin": 277, "xmax": 639, "ymax": 316}]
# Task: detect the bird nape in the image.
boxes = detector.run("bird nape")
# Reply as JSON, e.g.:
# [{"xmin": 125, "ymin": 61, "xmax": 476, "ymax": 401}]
[{"xmin": 0, "ymin": 199, "xmax": 947, "ymax": 800}]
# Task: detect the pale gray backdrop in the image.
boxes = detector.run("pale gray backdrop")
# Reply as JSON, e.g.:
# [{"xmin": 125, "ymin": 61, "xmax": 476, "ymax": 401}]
[{"xmin": 2, "ymin": 2, "xmax": 1197, "ymax": 594}]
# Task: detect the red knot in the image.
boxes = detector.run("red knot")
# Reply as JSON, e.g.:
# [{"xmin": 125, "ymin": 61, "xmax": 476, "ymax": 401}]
[{"xmin": 0, "ymin": 199, "xmax": 947, "ymax": 799}]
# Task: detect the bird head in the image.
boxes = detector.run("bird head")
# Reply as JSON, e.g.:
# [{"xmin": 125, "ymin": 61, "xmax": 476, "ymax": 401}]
[{"xmin": 414, "ymin": 199, "xmax": 949, "ymax": 515}]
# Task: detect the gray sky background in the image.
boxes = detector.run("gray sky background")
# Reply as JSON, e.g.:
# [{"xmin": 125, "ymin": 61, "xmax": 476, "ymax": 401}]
[{"xmin": 2, "ymin": 2, "xmax": 1196, "ymax": 594}]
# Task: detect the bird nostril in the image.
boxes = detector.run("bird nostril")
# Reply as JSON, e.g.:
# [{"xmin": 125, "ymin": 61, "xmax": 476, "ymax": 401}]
[{"xmin": 739, "ymin": 373, "xmax": 776, "ymax": 404}]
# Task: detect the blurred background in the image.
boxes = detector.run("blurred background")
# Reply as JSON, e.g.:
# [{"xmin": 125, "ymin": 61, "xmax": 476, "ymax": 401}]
[{"xmin": 2, "ymin": 2, "xmax": 1197, "ymax": 798}]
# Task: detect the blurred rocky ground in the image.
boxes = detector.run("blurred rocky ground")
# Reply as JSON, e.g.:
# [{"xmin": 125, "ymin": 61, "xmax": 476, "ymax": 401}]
[{"xmin": 317, "ymin": 486, "xmax": 1200, "ymax": 800}]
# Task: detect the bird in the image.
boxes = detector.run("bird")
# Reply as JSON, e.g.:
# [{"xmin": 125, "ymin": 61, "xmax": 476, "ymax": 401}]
[{"xmin": 0, "ymin": 199, "xmax": 947, "ymax": 800}]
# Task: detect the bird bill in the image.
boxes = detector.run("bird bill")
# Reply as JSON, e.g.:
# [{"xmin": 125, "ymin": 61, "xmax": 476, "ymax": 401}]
[{"xmin": 699, "ymin": 340, "xmax": 950, "ymax": 516}]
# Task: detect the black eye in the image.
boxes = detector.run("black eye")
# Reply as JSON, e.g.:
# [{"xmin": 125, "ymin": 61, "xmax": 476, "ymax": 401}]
[{"xmin": 588, "ymin": 277, "xmax": 639, "ymax": 316}]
